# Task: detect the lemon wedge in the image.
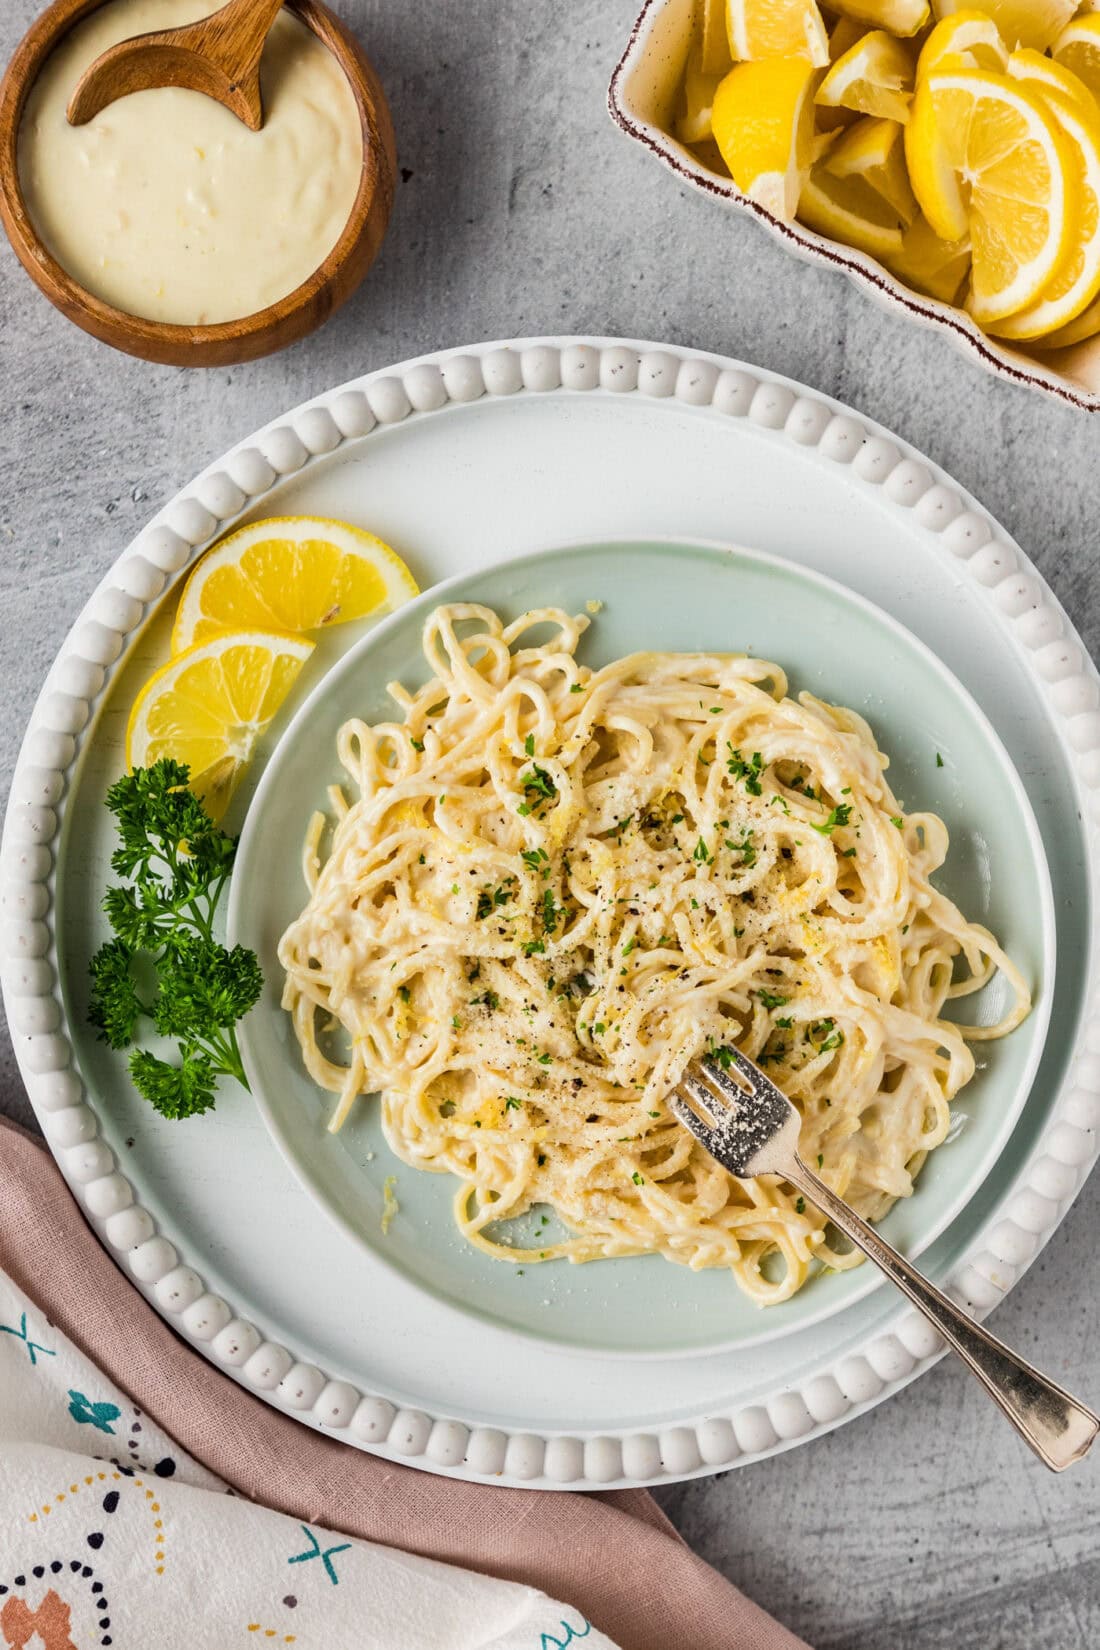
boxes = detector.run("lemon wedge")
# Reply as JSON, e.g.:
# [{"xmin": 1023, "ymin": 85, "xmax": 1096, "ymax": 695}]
[
  {"xmin": 127, "ymin": 631, "xmax": 314, "ymax": 817},
  {"xmin": 905, "ymin": 67, "xmax": 1078, "ymax": 323},
  {"xmin": 700, "ymin": 0, "xmax": 733, "ymax": 75},
  {"xmin": 827, "ymin": 0, "xmax": 929, "ymax": 36},
  {"xmin": 816, "ymin": 31, "xmax": 917, "ymax": 123},
  {"xmin": 823, "ymin": 116, "xmax": 918, "ymax": 222},
  {"xmin": 829, "ymin": 15, "xmax": 868, "ymax": 59},
  {"xmin": 726, "ymin": 0, "xmax": 829, "ymax": 64},
  {"xmin": 798, "ymin": 166, "xmax": 907, "ymax": 255},
  {"xmin": 677, "ymin": 45, "xmax": 724, "ymax": 144},
  {"xmin": 1054, "ymin": 15, "xmax": 1100, "ymax": 102},
  {"xmin": 932, "ymin": 0, "xmax": 1075, "ymax": 52},
  {"xmin": 885, "ymin": 215, "xmax": 972, "ymax": 300},
  {"xmin": 917, "ymin": 11, "xmax": 1007, "ymax": 77},
  {"xmin": 990, "ymin": 75, "xmax": 1100, "ymax": 338},
  {"xmin": 171, "ymin": 516, "xmax": 418, "ymax": 654},
  {"xmin": 712, "ymin": 57, "xmax": 820, "ymax": 219}
]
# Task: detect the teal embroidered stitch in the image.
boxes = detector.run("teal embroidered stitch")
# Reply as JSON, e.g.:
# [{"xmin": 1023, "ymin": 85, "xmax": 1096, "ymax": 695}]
[
  {"xmin": 539, "ymin": 1616, "xmax": 591, "ymax": 1649},
  {"xmin": 287, "ymin": 1524, "xmax": 351, "ymax": 1585},
  {"xmin": 66, "ymin": 1389, "xmax": 122, "ymax": 1433},
  {"xmin": 0, "ymin": 1311, "xmax": 55, "ymax": 1365}
]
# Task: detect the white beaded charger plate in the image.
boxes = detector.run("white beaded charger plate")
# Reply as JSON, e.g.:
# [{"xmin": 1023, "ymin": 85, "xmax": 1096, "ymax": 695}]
[{"xmin": 4, "ymin": 337, "xmax": 1098, "ymax": 1490}]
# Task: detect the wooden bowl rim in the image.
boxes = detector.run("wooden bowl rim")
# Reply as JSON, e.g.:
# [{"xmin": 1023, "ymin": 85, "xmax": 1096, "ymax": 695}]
[{"xmin": 0, "ymin": 0, "xmax": 390, "ymax": 361}]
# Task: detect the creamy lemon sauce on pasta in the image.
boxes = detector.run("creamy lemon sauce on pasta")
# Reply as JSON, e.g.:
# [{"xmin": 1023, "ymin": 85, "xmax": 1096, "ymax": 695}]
[{"xmin": 279, "ymin": 603, "xmax": 1030, "ymax": 1305}]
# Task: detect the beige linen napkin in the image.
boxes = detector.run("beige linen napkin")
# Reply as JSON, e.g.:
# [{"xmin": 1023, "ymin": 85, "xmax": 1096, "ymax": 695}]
[{"xmin": 0, "ymin": 1116, "xmax": 810, "ymax": 1650}]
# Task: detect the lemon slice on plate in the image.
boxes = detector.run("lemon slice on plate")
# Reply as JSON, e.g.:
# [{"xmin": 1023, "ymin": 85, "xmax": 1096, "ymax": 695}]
[
  {"xmin": 825, "ymin": 0, "xmax": 928, "ymax": 35},
  {"xmin": 917, "ymin": 10, "xmax": 1007, "ymax": 77},
  {"xmin": 712, "ymin": 57, "xmax": 820, "ymax": 219},
  {"xmin": 171, "ymin": 516, "xmax": 418, "ymax": 654},
  {"xmin": 798, "ymin": 166, "xmax": 907, "ymax": 256},
  {"xmin": 816, "ymin": 31, "xmax": 917, "ymax": 123},
  {"xmin": 677, "ymin": 45, "xmax": 725, "ymax": 144},
  {"xmin": 885, "ymin": 215, "xmax": 972, "ymax": 301},
  {"xmin": 127, "ymin": 631, "xmax": 315, "ymax": 818},
  {"xmin": 822, "ymin": 116, "xmax": 918, "ymax": 221},
  {"xmin": 989, "ymin": 74, "xmax": 1100, "ymax": 339},
  {"xmin": 700, "ymin": 0, "xmax": 733, "ymax": 75},
  {"xmin": 1054, "ymin": 15, "xmax": 1100, "ymax": 102},
  {"xmin": 932, "ymin": 0, "xmax": 1075, "ymax": 52},
  {"xmin": 726, "ymin": 0, "xmax": 829, "ymax": 64},
  {"xmin": 905, "ymin": 67, "xmax": 1078, "ymax": 324}
]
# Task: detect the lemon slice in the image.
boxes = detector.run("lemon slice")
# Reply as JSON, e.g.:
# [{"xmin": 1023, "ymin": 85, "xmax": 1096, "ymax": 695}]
[
  {"xmin": 726, "ymin": 0, "xmax": 829, "ymax": 64},
  {"xmin": 127, "ymin": 631, "xmax": 314, "ymax": 817},
  {"xmin": 990, "ymin": 78, "xmax": 1100, "ymax": 338},
  {"xmin": 677, "ymin": 44, "xmax": 724, "ymax": 144},
  {"xmin": 885, "ymin": 214, "xmax": 972, "ymax": 300},
  {"xmin": 816, "ymin": 31, "xmax": 917, "ymax": 123},
  {"xmin": 712, "ymin": 58, "xmax": 820, "ymax": 219},
  {"xmin": 823, "ymin": 116, "xmax": 918, "ymax": 222},
  {"xmin": 1038, "ymin": 288, "xmax": 1100, "ymax": 347},
  {"xmin": 171, "ymin": 516, "xmax": 418, "ymax": 654},
  {"xmin": 1054, "ymin": 15, "xmax": 1100, "ymax": 102},
  {"xmin": 700, "ymin": 0, "xmax": 733, "ymax": 75},
  {"xmin": 798, "ymin": 166, "xmax": 907, "ymax": 255},
  {"xmin": 917, "ymin": 11, "xmax": 1008, "ymax": 77},
  {"xmin": 826, "ymin": 0, "xmax": 929, "ymax": 36},
  {"xmin": 905, "ymin": 68, "xmax": 1078, "ymax": 322},
  {"xmin": 933, "ymin": 0, "xmax": 1075, "ymax": 52},
  {"xmin": 1003, "ymin": 45, "xmax": 1096, "ymax": 111}
]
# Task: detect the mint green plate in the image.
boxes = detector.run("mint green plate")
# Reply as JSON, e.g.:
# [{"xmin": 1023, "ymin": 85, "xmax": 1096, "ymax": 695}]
[{"xmin": 229, "ymin": 539, "xmax": 1053, "ymax": 1358}]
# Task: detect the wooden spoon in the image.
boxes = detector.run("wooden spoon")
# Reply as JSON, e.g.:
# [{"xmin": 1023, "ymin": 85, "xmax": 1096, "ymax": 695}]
[{"xmin": 66, "ymin": 0, "xmax": 285, "ymax": 130}]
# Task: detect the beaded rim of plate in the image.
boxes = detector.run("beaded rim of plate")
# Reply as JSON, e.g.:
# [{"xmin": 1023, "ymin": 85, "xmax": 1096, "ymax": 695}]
[
  {"xmin": 3, "ymin": 338, "xmax": 1099, "ymax": 1489},
  {"xmin": 607, "ymin": 0, "xmax": 1100, "ymax": 415}
]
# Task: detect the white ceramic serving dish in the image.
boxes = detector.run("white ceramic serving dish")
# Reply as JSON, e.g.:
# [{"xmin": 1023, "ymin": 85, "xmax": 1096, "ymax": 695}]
[
  {"xmin": 3, "ymin": 337, "xmax": 1099, "ymax": 1491},
  {"xmin": 608, "ymin": 0, "xmax": 1100, "ymax": 413}
]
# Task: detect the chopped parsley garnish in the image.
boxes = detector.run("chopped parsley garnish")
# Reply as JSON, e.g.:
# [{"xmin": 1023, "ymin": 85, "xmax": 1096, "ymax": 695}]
[
  {"xmin": 756, "ymin": 988, "xmax": 790, "ymax": 1009},
  {"xmin": 817, "ymin": 1154, "xmax": 824, "ymax": 1168},
  {"xmin": 472, "ymin": 989, "xmax": 500, "ymax": 1011},
  {"xmin": 410, "ymin": 737, "xmax": 424, "ymax": 752},
  {"xmin": 524, "ymin": 733, "xmax": 536, "ymax": 756},
  {"xmin": 706, "ymin": 1039, "xmax": 735, "ymax": 1070},
  {"xmin": 87, "ymin": 761, "xmax": 261, "ymax": 1120},
  {"xmin": 693, "ymin": 836, "xmax": 711, "ymax": 864},
  {"xmin": 812, "ymin": 803, "xmax": 852, "ymax": 836},
  {"xmin": 522, "ymin": 763, "xmax": 557, "ymax": 801},
  {"xmin": 795, "ymin": 1196, "xmax": 805, "ymax": 1215},
  {"xmin": 569, "ymin": 682, "xmax": 583, "ymax": 693},
  {"xmin": 451, "ymin": 1015, "xmax": 462, "ymax": 1030},
  {"xmin": 541, "ymin": 888, "xmax": 562, "ymax": 933},
  {"xmin": 775, "ymin": 1016, "xmax": 793, "ymax": 1028},
  {"xmin": 536, "ymin": 1051, "xmax": 552, "ymax": 1065},
  {"xmin": 726, "ymin": 746, "xmax": 764, "ymax": 796},
  {"xmin": 398, "ymin": 986, "xmax": 411, "ymax": 1004},
  {"xmin": 476, "ymin": 880, "xmax": 514, "ymax": 919},
  {"xmin": 808, "ymin": 1018, "xmax": 845, "ymax": 1053},
  {"xmin": 593, "ymin": 1022, "xmax": 606, "ymax": 1036},
  {"xmin": 726, "ymin": 829, "xmax": 756, "ymax": 867},
  {"xmin": 505, "ymin": 1097, "xmax": 522, "ymax": 1110},
  {"xmin": 936, "ymin": 752, "xmax": 944, "ymax": 768},
  {"xmin": 631, "ymin": 1171, "xmax": 645, "ymax": 1186},
  {"xmin": 890, "ymin": 816, "xmax": 904, "ymax": 829},
  {"xmin": 523, "ymin": 938, "xmax": 546, "ymax": 956},
  {"xmin": 521, "ymin": 847, "xmax": 549, "ymax": 873},
  {"xmin": 841, "ymin": 847, "xmax": 857, "ymax": 858},
  {"xmin": 622, "ymin": 936, "xmax": 637, "ymax": 955}
]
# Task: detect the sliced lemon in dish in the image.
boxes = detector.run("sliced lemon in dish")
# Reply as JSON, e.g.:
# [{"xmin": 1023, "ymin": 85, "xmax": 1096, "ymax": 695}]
[
  {"xmin": 1037, "ymin": 287, "xmax": 1100, "ymax": 347},
  {"xmin": 1053, "ymin": 15, "xmax": 1100, "ymax": 102},
  {"xmin": 677, "ymin": 44, "xmax": 725, "ymax": 144},
  {"xmin": 127, "ymin": 631, "xmax": 315, "ymax": 818},
  {"xmin": 989, "ymin": 77, "xmax": 1100, "ymax": 338},
  {"xmin": 825, "ymin": 0, "xmax": 928, "ymax": 36},
  {"xmin": 885, "ymin": 214, "xmax": 972, "ymax": 301},
  {"xmin": 798, "ymin": 166, "xmax": 907, "ymax": 255},
  {"xmin": 700, "ymin": 0, "xmax": 733, "ymax": 75},
  {"xmin": 905, "ymin": 67, "xmax": 1078, "ymax": 323},
  {"xmin": 823, "ymin": 115, "xmax": 919, "ymax": 221},
  {"xmin": 712, "ymin": 57, "xmax": 820, "ymax": 219},
  {"xmin": 1003, "ymin": 45, "xmax": 1096, "ymax": 112},
  {"xmin": 726, "ymin": 0, "xmax": 829, "ymax": 64},
  {"xmin": 917, "ymin": 10, "xmax": 1007, "ymax": 77},
  {"xmin": 816, "ymin": 30, "xmax": 917, "ymax": 123},
  {"xmin": 171, "ymin": 516, "xmax": 418, "ymax": 654},
  {"xmin": 932, "ymin": 0, "xmax": 1075, "ymax": 52}
]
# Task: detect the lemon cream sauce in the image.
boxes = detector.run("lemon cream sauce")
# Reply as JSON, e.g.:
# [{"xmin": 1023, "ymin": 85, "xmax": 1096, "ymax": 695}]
[{"xmin": 19, "ymin": 0, "xmax": 363, "ymax": 325}]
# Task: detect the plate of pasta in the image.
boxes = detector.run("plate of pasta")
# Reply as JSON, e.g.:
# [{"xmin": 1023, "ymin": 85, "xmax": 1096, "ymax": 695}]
[
  {"xmin": 13, "ymin": 338, "xmax": 1097, "ymax": 1486},
  {"xmin": 230, "ymin": 538, "xmax": 1051, "ymax": 1357}
]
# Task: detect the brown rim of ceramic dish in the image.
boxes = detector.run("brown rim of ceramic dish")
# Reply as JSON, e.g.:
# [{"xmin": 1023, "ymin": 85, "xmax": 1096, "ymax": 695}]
[
  {"xmin": 0, "ymin": 0, "xmax": 396, "ymax": 367},
  {"xmin": 606, "ymin": 0, "xmax": 1096, "ymax": 415}
]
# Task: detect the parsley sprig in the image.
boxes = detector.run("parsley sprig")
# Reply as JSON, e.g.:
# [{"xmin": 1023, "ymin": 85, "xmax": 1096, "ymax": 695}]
[{"xmin": 87, "ymin": 761, "xmax": 262, "ymax": 1120}]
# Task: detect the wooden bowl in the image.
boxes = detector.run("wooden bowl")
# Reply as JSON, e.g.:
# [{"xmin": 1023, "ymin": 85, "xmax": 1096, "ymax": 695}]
[{"xmin": 0, "ymin": 0, "xmax": 396, "ymax": 366}]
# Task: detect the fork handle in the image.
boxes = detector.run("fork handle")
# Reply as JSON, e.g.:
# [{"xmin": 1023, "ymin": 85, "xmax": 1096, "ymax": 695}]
[{"xmin": 787, "ymin": 1158, "xmax": 1098, "ymax": 1472}]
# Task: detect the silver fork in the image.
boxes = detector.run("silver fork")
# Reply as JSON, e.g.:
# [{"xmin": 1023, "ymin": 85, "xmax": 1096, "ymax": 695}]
[{"xmin": 671, "ymin": 1048, "xmax": 1099, "ymax": 1472}]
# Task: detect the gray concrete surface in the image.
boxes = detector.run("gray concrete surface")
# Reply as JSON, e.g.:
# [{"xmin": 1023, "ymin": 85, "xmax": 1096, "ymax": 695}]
[{"xmin": 1, "ymin": 2, "xmax": 1097, "ymax": 1645}]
